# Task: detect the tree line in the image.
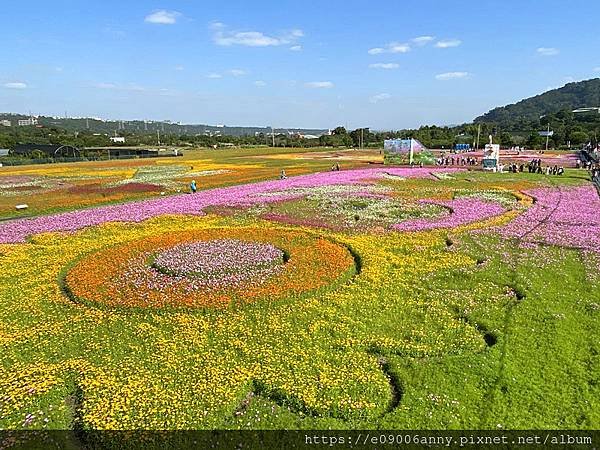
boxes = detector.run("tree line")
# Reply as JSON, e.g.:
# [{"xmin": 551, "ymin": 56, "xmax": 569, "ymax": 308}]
[{"xmin": 1, "ymin": 111, "xmax": 598, "ymax": 158}]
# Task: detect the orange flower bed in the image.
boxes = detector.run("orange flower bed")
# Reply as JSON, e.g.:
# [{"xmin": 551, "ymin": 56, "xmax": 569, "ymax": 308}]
[{"xmin": 64, "ymin": 228, "xmax": 355, "ymax": 309}]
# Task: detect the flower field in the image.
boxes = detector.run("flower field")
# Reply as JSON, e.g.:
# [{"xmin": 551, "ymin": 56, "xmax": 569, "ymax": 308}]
[
  {"xmin": 0, "ymin": 147, "xmax": 371, "ymax": 220},
  {"xmin": 0, "ymin": 153, "xmax": 598, "ymax": 432}
]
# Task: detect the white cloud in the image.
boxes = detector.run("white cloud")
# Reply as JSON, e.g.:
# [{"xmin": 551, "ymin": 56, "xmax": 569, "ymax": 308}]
[
  {"xmin": 228, "ymin": 69, "xmax": 246, "ymax": 76},
  {"xmin": 144, "ymin": 10, "xmax": 181, "ymax": 25},
  {"xmin": 368, "ymin": 47, "xmax": 385, "ymax": 55},
  {"xmin": 290, "ymin": 45, "xmax": 302, "ymax": 51},
  {"xmin": 435, "ymin": 71, "xmax": 469, "ymax": 80},
  {"xmin": 412, "ymin": 36, "xmax": 435, "ymax": 46},
  {"xmin": 594, "ymin": 67, "xmax": 600, "ymax": 72},
  {"xmin": 368, "ymin": 42, "xmax": 410, "ymax": 55},
  {"xmin": 92, "ymin": 82, "xmax": 117, "ymax": 89},
  {"xmin": 369, "ymin": 93, "xmax": 391, "ymax": 103},
  {"xmin": 90, "ymin": 82, "xmax": 146, "ymax": 92},
  {"xmin": 212, "ymin": 23, "xmax": 303, "ymax": 47},
  {"xmin": 174, "ymin": 65, "xmax": 184, "ymax": 71},
  {"xmin": 305, "ymin": 81, "xmax": 334, "ymax": 89},
  {"xmin": 125, "ymin": 83, "xmax": 146, "ymax": 92},
  {"xmin": 3, "ymin": 82, "xmax": 28, "ymax": 89},
  {"xmin": 254, "ymin": 80, "xmax": 266, "ymax": 87},
  {"xmin": 210, "ymin": 21, "xmax": 225, "ymax": 30},
  {"xmin": 216, "ymin": 31, "xmax": 280, "ymax": 46},
  {"xmin": 368, "ymin": 63, "xmax": 399, "ymax": 70},
  {"xmin": 158, "ymin": 88, "xmax": 179, "ymax": 97},
  {"xmin": 436, "ymin": 39, "xmax": 462, "ymax": 48},
  {"xmin": 388, "ymin": 43, "xmax": 410, "ymax": 53},
  {"xmin": 206, "ymin": 73, "xmax": 222, "ymax": 79},
  {"xmin": 537, "ymin": 47, "xmax": 559, "ymax": 56}
]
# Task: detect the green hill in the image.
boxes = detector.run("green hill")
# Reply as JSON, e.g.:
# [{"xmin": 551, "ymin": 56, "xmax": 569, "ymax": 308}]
[{"xmin": 475, "ymin": 78, "xmax": 600, "ymax": 126}]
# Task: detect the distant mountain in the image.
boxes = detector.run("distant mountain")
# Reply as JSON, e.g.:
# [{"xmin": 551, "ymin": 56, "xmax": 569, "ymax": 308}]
[
  {"xmin": 475, "ymin": 78, "xmax": 600, "ymax": 126},
  {"xmin": 0, "ymin": 114, "xmax": 327, "ymax": 138}
]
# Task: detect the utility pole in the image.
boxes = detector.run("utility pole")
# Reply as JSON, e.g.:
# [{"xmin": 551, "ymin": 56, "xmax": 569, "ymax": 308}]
[
  {"xmin": 271, "ymin": 126, "xmax": 275, "ymax": 147},
  {"xmin": 545, "ymin": 123, "xmax": 550, "ymax": 152},
  {"xmin": 157, "ymin": 130, "xmax": 161, "ymax": 145},
  {"xmin": 360, "ymin": 128, "xmax": 364, "ymax": 150},
  {"xmin": 475, "ymin": 124, "xmax": 481, "ymax": 151}
]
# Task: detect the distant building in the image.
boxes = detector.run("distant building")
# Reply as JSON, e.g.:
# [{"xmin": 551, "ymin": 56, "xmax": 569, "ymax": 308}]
[
  {"xmin": 1, "ymin": 120, "xmax": 11, "ymax": 127},
  {"xmin": 0, "ymin": 149, "xmax": 9, "ymax": 156},
  {"xmin": 17, "ymin": 118, "xmax": 38, "ymax": 126},
  {"xmin": 110, "ymin": 136, "xmax": 126, "ymax": 143},
  {"xmin": 84, "ymin": 146, "xmax": 162, "ymax": 158},
  {"xmin": 12, "ymin": 144, "xmax": 80, "ymax": 158}
]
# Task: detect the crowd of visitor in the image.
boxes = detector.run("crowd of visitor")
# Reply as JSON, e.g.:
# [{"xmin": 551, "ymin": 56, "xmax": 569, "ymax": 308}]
[{"xmin": 436, "ymin": 156, "xmax": 478, "ymax": 166}]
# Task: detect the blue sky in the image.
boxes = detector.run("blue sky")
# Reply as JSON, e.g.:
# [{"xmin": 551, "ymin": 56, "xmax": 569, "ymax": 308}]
[{"xmin": 1, "ymin": 0, "xmax": 599, "ymax": 130}]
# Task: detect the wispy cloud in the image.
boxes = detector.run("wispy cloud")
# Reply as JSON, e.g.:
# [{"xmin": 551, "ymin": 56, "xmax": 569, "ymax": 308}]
[
  {"xmin": 92, "ymin": 82, "xmax": 117, "ymax": 89},
  {"xmin": 290, "ymin": 45, "xmax": 302, "ymax": 51},
  {"xmin": 90, "ymin": 82, "xmax": 147, "ymax": 92},
  {"xmin": 305, "ymin": 81, "xmax": 334, "ymax": 89},
  {"xmin": 369, "ymin": 93, "xmax": 391, "ymax": 103},
  {"xmin": 537, "ymin": 47, "xmax": 559, "ymax": 56},
  {"xmin": 174, "ymin": 65, "xmax": 184, "ymax": 71},
  {"xmin": 144, "ymin": 10, "xmax": 181, "ymax": 25},
  {"xmin": 368, "ymin": 42, "xmax": 410, "ymax": 55},
  {"xmin": 368, "ymin": 63, "xmax": 399, "ymax": 70},
  {"xmin": 412, "ymin": 36, "xmax": 435, "ymax": 46},
  {"xmin": 206, "ymin": 70, "xmax": 246, "ymax": 78},
  {"xmin": 254, "ymin": 80, "xmax": 267, "ymax": 87},
  {"xmin": 435, "ymin": 71, "xmax": 469, "ymax": 80},
  {"xmin": 3, "ymin": 82, "xmax": 28, "ymax": 89},
  {"xmin": 435, "ymin": 39, "xmax": 462, "ymax": 48},
  {"xmin": 594, "ymin": 67, "xmax": 600, "ymax": 72},
  {"xmin": 211, "ymin": 22, "xmax": 303, "ymax": 47}
]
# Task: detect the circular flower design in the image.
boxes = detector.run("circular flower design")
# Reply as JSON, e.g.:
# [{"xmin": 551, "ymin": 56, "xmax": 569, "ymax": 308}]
[
  {"xmin": 64, "ymin": 228, "xmax": 356, "ymax": 309},
  {"xmin": 151, "ymin": 239, "xmax": 286, "ymax": 286}
]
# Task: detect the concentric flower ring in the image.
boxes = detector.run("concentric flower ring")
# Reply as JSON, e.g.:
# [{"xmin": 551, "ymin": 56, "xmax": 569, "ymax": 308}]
[{"xmin": 64, "ymin": 228, "xmax": 356, "ymax": 309}]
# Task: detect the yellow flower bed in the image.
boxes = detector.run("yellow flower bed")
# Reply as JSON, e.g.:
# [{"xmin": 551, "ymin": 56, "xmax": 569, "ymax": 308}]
[{"xmin": 0, "ymin": 213, "xmax": 486, "ymax": 429}]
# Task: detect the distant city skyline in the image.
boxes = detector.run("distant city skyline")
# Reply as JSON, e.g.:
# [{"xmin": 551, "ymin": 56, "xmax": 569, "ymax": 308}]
[{"xmin": 1, "ymin": 0, "xmax": 599, "ymax": 129}]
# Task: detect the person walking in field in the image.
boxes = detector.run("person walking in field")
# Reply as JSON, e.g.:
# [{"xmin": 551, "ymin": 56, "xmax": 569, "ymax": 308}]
[
  {"xmin": 190, "ymin": 180, "xmax": 197, "ymax": 193},
  {"xmin": 280, "ymin": 169, "xmax": 287, "ymax": 180}
]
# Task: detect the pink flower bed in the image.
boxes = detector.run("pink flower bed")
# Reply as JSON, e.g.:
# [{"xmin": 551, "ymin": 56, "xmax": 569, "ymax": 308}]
[
  {"xmin": 499, "ymin": 185, "xmax": 600, "ymax": 254},
  {"xmin": 0, "ymin": 167, "xmax": 462, "ymax": 243},
  {"xmin": 392, "ymin": 198, "xmax": 506, "ymax": 232}
]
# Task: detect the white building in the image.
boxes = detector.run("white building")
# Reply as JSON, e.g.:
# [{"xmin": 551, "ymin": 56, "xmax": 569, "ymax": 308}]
[
  {"xmin": 17, "ymin": 118, "xmax": 38, "ymax": 126},
  {"xmin": 110, "ymin": 136, "xmax": 126, "ymax": 143},
  {"xmin": 0, "ymin": 120, "xmax": 11, "ymax": 127}
]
